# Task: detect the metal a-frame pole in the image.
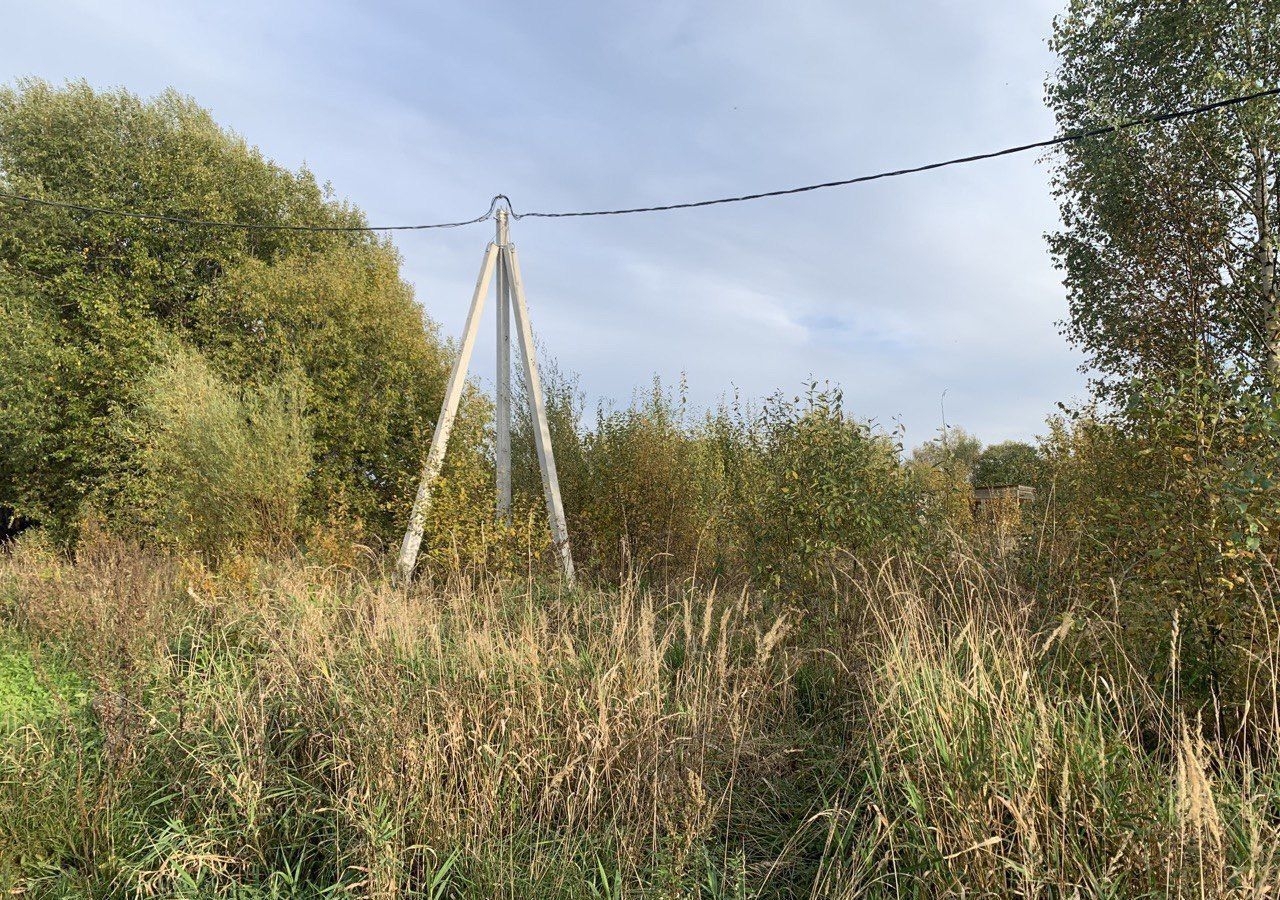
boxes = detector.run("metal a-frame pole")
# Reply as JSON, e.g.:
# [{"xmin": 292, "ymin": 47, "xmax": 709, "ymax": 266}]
[{"xmin": 396, "ymin": 209, "xmax": 576, "ymax": 586}]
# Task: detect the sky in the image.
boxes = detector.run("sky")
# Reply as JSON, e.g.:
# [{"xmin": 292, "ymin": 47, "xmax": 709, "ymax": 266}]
[{"xmin": 4, "ymin": 0, "xmax": 1088, "ymax": 447}]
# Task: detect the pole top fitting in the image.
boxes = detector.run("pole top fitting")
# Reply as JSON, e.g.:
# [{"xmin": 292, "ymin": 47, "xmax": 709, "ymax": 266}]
[{"xmin": 492, "ymin": 195, "xmax": 512, "ymax": 244}]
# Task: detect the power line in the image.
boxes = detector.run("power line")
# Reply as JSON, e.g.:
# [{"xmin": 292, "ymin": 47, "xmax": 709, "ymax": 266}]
[
  {"xmin": 1, "ymin": 86, "xmax": 1277, "ymax": 232},
  {"xmin": 0, "ymin": 191, "xmax": 503, "ymax": 232},
  {"xmin": 512, "ymin": 86, "xmax": 1280, "ymax": 219}
]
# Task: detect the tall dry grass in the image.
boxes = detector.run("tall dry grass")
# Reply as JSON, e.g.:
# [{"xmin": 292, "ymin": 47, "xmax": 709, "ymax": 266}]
[
  {"xmin": 803, "ymin": 557, "xmax": 1280, "ymax": 899},
  {"xmin": 2, "ymin": 533, "xmax": 1280, "ymax": 897},
  {"xmin": 1, "ymin": 534, "xmax": 808, "ymax": 896}
]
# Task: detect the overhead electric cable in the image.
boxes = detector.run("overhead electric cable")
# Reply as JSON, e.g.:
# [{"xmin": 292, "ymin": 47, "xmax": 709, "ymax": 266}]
[
  {"xmin": 511, "ymin": 86, "xmax": 1280, "ymax": 218},
  {"xmin": 1, "ymin": 86, "xmax": 1277, "ymax": 231},
  {"xmin": 0, "ymin": 191, "xmax": 504, "ymax": 232}
]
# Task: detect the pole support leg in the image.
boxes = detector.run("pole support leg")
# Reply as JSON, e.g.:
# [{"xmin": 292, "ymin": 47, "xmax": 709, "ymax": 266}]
[
  {"xmin": 495, "ymin": 210, "xmax": 513, "ymax": 520},
  {"xmin": 395, "ymin": 242, "xmax": 499, "ymax": 585},
  {"xmin": 503, "ymin": 244, "xmax": 576, "ymax": 586}
]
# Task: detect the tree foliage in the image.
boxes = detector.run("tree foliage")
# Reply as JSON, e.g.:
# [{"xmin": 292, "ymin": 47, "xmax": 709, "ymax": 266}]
[
  {"xmin": 1038, "ymin": 373, "xmax": 1280, "ymax": 716},
  {"xmin": 203, "ymin": 248, "xmax": 482, "ymax": 540},
  {"xmin": 1044, "ymin": 0, "xmax": 1280, "ymax": 721},
  {"xmin": 973, "ymin": 441, "xmax": 1041, "ymax": 488},
  {"xmin": 911, "ymin": 427, "xmax": 983, "ymax": 482},
  {"xmin": 520, "ymin": 378, "xmax": 933, "ymax": 594},
  {"xmin": 728, "ymin": 386, "xmax": 923, "ymax": 593},
  {"xmin": 130, "ymin": 348, "xmax": 313, "ymax": 558},
  {"xmin": 1048, "ymin": 0, "xmax": 1280, "ymax": 389},
  {"xmin": 0, "ymin": 80, "xmax": 457, "ymax": 544},
  {"xmin": 558, "ymin": 379, "xmax": 722, "ymax": 583}
]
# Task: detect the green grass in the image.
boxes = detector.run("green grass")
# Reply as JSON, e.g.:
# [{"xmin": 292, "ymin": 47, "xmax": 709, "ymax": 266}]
[{"xmin": 0, "ymin": 630, "xmax": 87, "ymax": 732}]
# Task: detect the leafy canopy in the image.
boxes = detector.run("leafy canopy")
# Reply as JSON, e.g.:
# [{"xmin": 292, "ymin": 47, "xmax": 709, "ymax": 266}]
[
  {"xmin": 0, "ymin": 80, "xmax": 459, "ymax": 543},
  {"xmin": 972, "ymin": 441, "xmax": 1041, "ymax": 488},
  {"xmin": 1048, "ymin": 0, "xmax": 1280, "ymax": 389}
]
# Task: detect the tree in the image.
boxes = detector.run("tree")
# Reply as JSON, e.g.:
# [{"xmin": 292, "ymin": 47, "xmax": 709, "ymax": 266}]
[
  {"xmin": 1047, "ymin": 0, "xmax": 1280, "ymax": 390},
  {"xmin": 972, "ymin": 441, "xmax": 1041, "ymax": 488},
  {"xmin": 200, "ymin": 248, "xmax": 487, "ymax": 541},
  {"xmin": 1048, "ymin": 6, "xmax": 1280, "ymax": 722},
  {"xmin": 0, "ymin": 80, "xmax": 460, "ymax": 543},
  {"xmin": 911, "ymin": 426, "xmax": 983, "ymax": 482}
]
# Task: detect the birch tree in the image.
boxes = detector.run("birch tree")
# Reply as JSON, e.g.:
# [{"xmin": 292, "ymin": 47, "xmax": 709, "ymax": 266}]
[{"xmin": 1048, "ymin": 0, "xmax": 1280, "ymax": 390}]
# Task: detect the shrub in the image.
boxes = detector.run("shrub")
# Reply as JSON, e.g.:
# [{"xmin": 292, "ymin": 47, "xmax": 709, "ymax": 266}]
[
  {"xmin": 715, "ymin": 384, "xmax": 924, "ymax": 594},
  {"xmin": 570, "ymin": 380, "xmax": 724, "ymax": 583},
  {"xmin": 131, "ymin": 348, "xmax": 313, "ymax": 559},
  {"xmin": 1037, "ymin": 370, "xmax": 1280, "ymax": 734},
  {"xmin": 517, "ymin": 377, "xmax": 930, "ymax": 595}
]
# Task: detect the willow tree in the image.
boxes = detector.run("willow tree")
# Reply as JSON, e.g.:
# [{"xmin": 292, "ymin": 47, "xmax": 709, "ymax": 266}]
[{"xmin": 1048, "ymin": 0, "xmax": 1280, "ymax": 390}]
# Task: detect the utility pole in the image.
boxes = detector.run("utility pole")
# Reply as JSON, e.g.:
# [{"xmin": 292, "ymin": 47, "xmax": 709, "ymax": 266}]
[
  {"xmin": 395, "ymin": 204, "xmax": 575, "ymax": 586},
  {"xmin": 495, "ymin": 209, "xmax": 513, "ymax": 519}
]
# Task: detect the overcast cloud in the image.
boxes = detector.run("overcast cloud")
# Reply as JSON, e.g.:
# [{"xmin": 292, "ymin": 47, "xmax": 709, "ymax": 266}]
[{"xmin": 5, "ymin": 0, "xmax": 1088, "ymax": 446}]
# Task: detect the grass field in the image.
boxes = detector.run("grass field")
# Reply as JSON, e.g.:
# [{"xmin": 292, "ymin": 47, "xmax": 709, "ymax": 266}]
[{"xmin": 3, "ymin": 532, "xmax": 1279, "ymax": 898}]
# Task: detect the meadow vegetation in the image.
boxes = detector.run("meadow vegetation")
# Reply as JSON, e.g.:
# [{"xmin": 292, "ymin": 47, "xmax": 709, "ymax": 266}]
[
  {"xmin": 5, "ymin": 0, "xmax": 1280, "ymax": 892},
  {"xmin": 4, "ymin": 512, "xmax": 1280, "ymax": 897},
  {"xmin": 3, "ymin": 362, "xmax": 1280, "ymax": 896}
]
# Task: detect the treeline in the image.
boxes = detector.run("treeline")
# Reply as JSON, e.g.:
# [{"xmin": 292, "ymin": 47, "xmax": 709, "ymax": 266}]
[{"xmin": 0, "ymin": 80, "xmax": 483, "ymax": 551}]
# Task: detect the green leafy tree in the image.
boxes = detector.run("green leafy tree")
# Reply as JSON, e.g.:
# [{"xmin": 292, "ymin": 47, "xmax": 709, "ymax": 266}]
[
  {"xmin": 911, "ymin": 426, "xmax": 983, "ymax": 482},
  {"xmin": 0, "ymin": 80, "xmax": 460, "ymax": 543},
  {"xmin": 972, "ymin": 441, "xmax": 1041, "ymax": 488},
  {"xmin": 1048, "ymin": 0, "xmax": 1280, "ymax": 389},
  {"xmin": 1047, "ymin": 0, "xmax": 1280, "ymax": 725},
  {"xmin": 203, "ymin": 248, "xmax": 485, "ymax": 541}
]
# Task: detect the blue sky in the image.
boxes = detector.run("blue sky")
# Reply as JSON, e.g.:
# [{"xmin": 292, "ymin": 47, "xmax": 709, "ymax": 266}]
[{"xmin": 6, "ymin": 0, "xmax": 1087, "ymax": 447}]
